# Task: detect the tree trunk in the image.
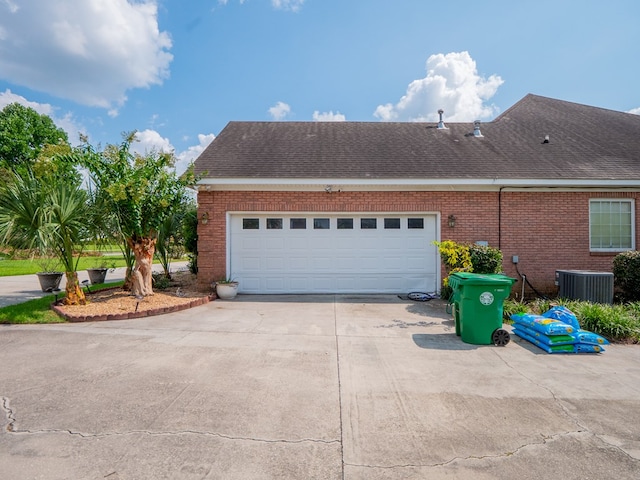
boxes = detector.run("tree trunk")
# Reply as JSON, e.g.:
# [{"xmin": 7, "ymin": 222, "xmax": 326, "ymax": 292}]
[
  {"xmin": 128, "ymin": 236, "xmax": 156, "ymax": 297},
  {"xmin": 63, "ymin": 271, "xmax": 87, "ymax": 305}
]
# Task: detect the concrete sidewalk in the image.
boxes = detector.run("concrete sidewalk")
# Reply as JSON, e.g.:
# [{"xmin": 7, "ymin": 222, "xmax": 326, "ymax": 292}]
[
  {"xmin": 0, "ymin": 262, "xmax": 189, "ymax": 308},
  {"xmin": 1, "ymin": 295, "xmax": 639, "ymax": 479}
]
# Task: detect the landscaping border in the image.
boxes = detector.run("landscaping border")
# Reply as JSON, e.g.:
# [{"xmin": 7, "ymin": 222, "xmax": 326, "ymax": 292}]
[{"xmin": 51, "ymin": 288, "xmax": 216, "ymax": 322}]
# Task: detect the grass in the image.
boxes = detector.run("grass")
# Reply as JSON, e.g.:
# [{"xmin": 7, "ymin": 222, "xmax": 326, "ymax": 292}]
[
  {"xmin": 0, "ymin": 256, "xmax": 129, "ymax": 277},
  {"xmin": 0, "ymin": 281, "xmax": 125, "ymax": 324},
  {"xmin": 503, "ymin": 298, "xmax": 640, "ymax": 343}
]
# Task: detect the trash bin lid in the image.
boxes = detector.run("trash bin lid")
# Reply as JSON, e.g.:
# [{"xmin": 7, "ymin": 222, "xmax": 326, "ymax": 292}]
[{"xmin": 449, "ymin": 272, "xmax": 516, "ymax": 286}]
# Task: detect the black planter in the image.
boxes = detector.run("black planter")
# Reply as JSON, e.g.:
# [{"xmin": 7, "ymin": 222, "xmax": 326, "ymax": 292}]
[
  {"xmin": 87, "ymin": 268, "xmax": 108, "ymax": 285},
  {"xmin": 36, "ymin": 272, "xmax": 63, "ymax": 292}
]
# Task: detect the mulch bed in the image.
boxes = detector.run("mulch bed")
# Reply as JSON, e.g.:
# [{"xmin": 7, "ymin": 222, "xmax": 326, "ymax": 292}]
[{"xmin": 52, "ymin": 272, "xmax": 215, "ymax": 322}]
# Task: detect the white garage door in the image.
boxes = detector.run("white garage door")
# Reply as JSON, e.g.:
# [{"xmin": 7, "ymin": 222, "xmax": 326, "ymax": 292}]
[{"xmin": 229, "ymin": 214, "xmax": 439, "ymax": 294}]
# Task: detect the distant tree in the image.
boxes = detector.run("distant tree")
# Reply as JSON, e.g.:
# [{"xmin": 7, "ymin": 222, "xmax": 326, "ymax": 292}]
[
  {"xmin": 0, "ymin": 103, "xmax": 68, "ymax": 174},
  {"xmin": 73, "ymin": 132, "xmax": 196, "ymax": 297}
]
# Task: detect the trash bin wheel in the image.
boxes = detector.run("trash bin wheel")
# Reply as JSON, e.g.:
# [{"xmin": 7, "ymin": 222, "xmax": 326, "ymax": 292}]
[{"xmin": 492, "ymin": 328, "xmax": 510, "ymax": 346}]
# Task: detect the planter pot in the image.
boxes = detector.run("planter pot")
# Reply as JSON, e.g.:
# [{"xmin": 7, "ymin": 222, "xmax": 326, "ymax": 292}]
[
  {"xmin": 36, "ymin": 272, "xmax": 63, "ymax": 292},
  {"xmin": 87, "ymin": 268, "xmax": 108, "ymax": 285},
  {"xmin": 215, "ymin": 282, "xmax": 239, "ymax": 300}
]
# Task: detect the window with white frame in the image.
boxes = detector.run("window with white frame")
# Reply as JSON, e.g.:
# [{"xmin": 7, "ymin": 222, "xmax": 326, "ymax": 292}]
[{"xmin": 589, "ymin": 199, "xmax": 635, "ymax": 251}]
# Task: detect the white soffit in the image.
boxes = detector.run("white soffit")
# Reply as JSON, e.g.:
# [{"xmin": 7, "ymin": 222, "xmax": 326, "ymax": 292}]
[{"xmin": 196, "ymin": 177, "xmax": 640, "ymax": 192}]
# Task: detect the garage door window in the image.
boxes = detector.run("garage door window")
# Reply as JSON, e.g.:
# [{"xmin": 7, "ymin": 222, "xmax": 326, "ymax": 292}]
[
  {"xmin": 290, "ymin": 218, "xmax": 306, "ymax": 229},
  {"xmin": 384, "ymin": 218, "xmax": 401, "ymax": 229},
  {"xmin": 314, "ymin": 218, "xmax": 330, "ymax": 229},
  {"xmin": 267, "ymin": 218, "xmax": 283, "ymax": 229},
  {"xmin": 337, "ymin": 218, "xmax": 353, "ymax": 229},
  {"xmin": 408, "ymin": 218, "xmax": 424, "ymax": 229},
  {"xmin": 243, "ymin": 218, "xmax": 259, "ymax": 229},
  {"xmin": 361, "ymin": 218, "xmax": 377, "ymax": 229}
]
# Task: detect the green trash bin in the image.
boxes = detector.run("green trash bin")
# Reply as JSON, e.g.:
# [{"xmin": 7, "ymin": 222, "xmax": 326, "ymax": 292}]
[{"xmin": 448, "ymin": 272, "xmax": 516, "ymax": 346}]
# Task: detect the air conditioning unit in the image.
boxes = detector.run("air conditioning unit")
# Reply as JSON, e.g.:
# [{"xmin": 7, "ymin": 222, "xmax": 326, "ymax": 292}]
[{"xmin": 555, "ymin": 270, "xmax": 614, "ymax": 304}]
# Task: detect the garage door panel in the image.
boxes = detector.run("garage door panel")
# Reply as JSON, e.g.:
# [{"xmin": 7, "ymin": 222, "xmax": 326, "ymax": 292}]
[
  {"xmin": 286, "ymin": 257, "xmax": 309, "ymax": 270},
  {"xmin": 230, "ymin": 214, "xmax": 438, "ymax": 294}
]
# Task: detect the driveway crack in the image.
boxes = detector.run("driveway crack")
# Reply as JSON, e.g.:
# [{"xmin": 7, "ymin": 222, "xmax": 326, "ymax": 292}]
[
  {"xmin": 1, "ymin": 396, "xmax": 16, "ymax": 432},
  {"xmin": 344, "ymin": 430, "xmax": 589, "ymax": 469}
]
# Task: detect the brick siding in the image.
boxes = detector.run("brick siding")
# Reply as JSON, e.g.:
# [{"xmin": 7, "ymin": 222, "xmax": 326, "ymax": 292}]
[{"xmin": 196, "ymin": 190, "xmax": 640, "ymax": 297}]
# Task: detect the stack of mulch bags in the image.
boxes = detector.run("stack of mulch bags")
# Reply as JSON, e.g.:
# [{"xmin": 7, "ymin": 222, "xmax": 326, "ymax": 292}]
[{"xmin": 511, "ymin": 306, "xmax": 608, "ymax": 354}]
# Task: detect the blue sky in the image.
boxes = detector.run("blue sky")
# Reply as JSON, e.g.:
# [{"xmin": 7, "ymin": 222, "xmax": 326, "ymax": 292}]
[{"xmin": 1, "ymin": 0, "xmax": 639, "ymax": 173}]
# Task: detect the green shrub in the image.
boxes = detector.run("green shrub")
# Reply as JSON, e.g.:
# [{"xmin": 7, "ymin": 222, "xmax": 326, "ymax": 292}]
[
  {"xmin": 613, "ymin": 251, "xmax": 640, "ymax": 302},
  {"xmin": 468, "ymin": 244, "xmax": 503, "ymax": 274},
  {"xmin": 183, "ymin": 206, "xmax": 198, "ymax": 274},
  {"xmin": 434, "ymin": 240, "xmax": 503, "ymax": 298},
  {"xmin": 503, "ymin": 299, "xmax": 529, "ymax": 321},
  {"xmin": 570, "ymin": 302, "xmax": 640, "ymax": 342},
  {"xmin": 152, "ymin": 272, "xmax": 172, "ymax": 290}
]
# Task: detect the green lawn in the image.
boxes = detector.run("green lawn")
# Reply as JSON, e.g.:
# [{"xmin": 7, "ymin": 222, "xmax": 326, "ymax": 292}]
[
  {"xmin": 0, "ymin": 281, "xmax": 125, "ymax": 324},
  {"xmin": 0, "ymin": 256, "xmax": 129, "ymax": 277}
]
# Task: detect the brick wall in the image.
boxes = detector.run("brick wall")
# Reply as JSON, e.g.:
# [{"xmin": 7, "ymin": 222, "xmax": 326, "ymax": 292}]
[{"xmin": 196, "ymin": 189, "xmax": 640, "ymax": 297}]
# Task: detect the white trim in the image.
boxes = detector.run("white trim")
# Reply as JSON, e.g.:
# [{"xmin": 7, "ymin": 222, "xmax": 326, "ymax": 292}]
[
  {"xmin": 197, "ymin": 177, "xmax": 640, "ymax": 192},
  {"xmin": 588, "ymin": 199, "xmax": 636, "ymax": 252}
]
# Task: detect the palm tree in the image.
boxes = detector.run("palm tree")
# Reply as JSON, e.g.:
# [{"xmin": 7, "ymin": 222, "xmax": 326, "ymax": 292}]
[{"xmin": 0, "ymin": 172, "xmax": 89, "ymax": 305}]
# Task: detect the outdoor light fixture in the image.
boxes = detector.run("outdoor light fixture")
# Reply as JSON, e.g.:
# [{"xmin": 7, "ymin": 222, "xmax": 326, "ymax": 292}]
[
  {"xmin": 448, "ymin": 214, "xmax": 457, "ymax": 228},
  {"xmin": 201, "ymin": 212, "xmax": 209, "ymax": 224}
]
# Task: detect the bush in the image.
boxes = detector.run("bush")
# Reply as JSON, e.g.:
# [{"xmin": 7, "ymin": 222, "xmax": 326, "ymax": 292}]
[
  {"xmin": 468, "ymin": 244, "xmax": 503, "ymax": 274},
  {"xmin": 613, "ymin": 251, "xmax": 640, "ymax": 302},
  {"xmin": 183, "ymin": 207, "xmax": 198, "ymax": 274},
  {"xmin": 434, "ymin": 240, "xmax": 504, "ymax": 298},
  {"xmin": 570, "ymin": 302, "xmax": 640, "ymax": 343}
]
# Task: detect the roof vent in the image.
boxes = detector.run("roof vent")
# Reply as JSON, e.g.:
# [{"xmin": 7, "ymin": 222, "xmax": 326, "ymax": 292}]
[
  {"xmin": 437, "ymin": 109, "xmax": 448, "ymax": 129},
  {"xmin": 543, "ymin": 135, "xmax": 550, "ymax": 144},
  {"xmin": 473, "ymin": 120, "xmax": 483, "ymax": 137}
]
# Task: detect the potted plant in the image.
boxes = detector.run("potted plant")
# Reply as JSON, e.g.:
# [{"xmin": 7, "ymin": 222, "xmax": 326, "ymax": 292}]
[
  {"xmin": 35, "ymin": 254, "xmax": 64, "ymax": 292},
  {"xmin": 86, "ymin": 259, "xmax": 116, "ymax": 285},
  {"xmin": 214, "ymin": 277, "xmax": 239, "ymax": 300}
]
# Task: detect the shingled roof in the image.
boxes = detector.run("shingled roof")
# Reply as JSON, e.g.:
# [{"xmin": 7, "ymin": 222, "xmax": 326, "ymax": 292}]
[{"xmin": 194, "ymin": 94, "xmax": 640, "ymax": 184}]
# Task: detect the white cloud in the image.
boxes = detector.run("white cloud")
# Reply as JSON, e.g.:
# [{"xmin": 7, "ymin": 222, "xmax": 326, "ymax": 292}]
[
  {"xmin": 627, "ymin": 107, "xmax": 640, "ymax": 115},
  {"xmin": 0, "ymin": 89, "xmax": 85, "ymax": 144},
  {"xmin": 272, "ymin": 0, "xmax": 305, "ymax": 12},
  {"xmin": 1, "ymin": 0, "xmax": 18, "ymax": 14},
  {"xmin": 268, "ymin": 101, "xmax": 291, "ymax": 120},
  {"xmin": 0, "ymin": 0, "xmax": 172, "ymax": 111},
  {"xmin": 374, "ymin": 51, "xmax": 504, "ymax": 123},
  {"xmin": 312, "ymin": 110, "xmax": 346, "ymax": 122},
  {"xmin": 219, "ymin": 0, "xmax": 302, "ymax": 10},
  {"xmin": 175, "ymin": 133, "xmax": 215, "ymax": 175},
  {"xmin": 131, "ymin": 130, "xmax": 215, "ymax": 176},
  {"xmin": 131, "ymin": 129, "xmax": 173, "ymax": 157}
]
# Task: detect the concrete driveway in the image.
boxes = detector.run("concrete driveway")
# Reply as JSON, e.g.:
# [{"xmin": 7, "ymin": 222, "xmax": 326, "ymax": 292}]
[{"xmin": 1, "ymin": 295, "xmax": 639, "ymax": 479}]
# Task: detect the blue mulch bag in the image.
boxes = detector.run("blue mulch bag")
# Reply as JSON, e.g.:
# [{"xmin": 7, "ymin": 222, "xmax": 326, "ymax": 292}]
[
  {"xmin": 542, "ymin": 306, "xmax": 581, "ymax": 330},
  {"xmin": 572, "ymin": 330, "xmax": 610, "ymax": 345},
  {"xmin": 513, "ymin": 324, "xmax": 575, "ymax": 346},
  {"xmin": 513, "ymin": 327, "xmax": 575, "ymax": 354},
  {"xmin": 511, "ymin": 313, "xmax": 575, "ymax": 335},
  {"xmin": 574, "ymin": 343, "xmax": 605, "ymax": 353}
]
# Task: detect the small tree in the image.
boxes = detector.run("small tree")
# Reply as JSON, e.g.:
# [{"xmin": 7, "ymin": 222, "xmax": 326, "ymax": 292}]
[
  {"xmin": 155, "ymin": 209, "xmax": 187, "ymax": 279},
  {"xmin": 182, "ymin": 205, "xmax": 198, "ymax": 274},
  {"xmin": 74, "ymin": 132, "xmax": 196, "ymax": 297},
  {"xmin": 0, "ymin": 172, "xmax": 88, "ymax": 304}
]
